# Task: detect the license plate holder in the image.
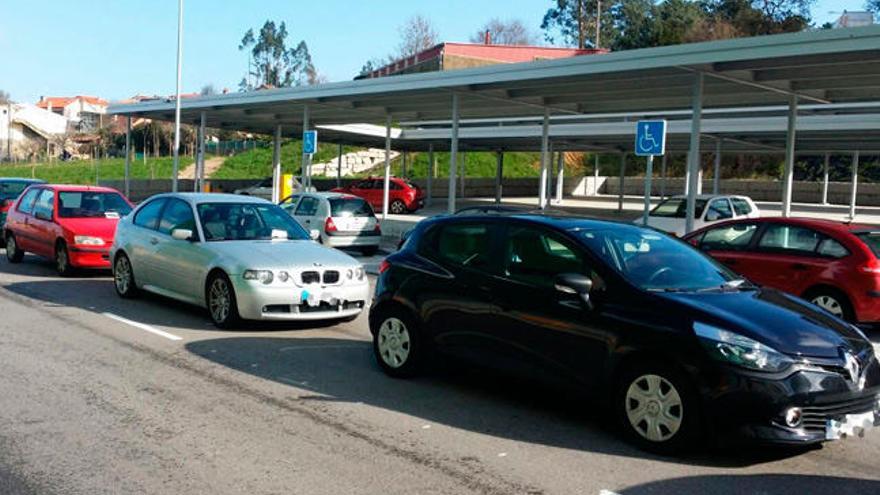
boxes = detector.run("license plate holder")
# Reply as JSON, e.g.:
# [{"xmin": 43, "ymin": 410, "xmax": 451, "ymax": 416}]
[{"xmin": 826, "ymin": 411, "xmax": 880, "ymax": 440}]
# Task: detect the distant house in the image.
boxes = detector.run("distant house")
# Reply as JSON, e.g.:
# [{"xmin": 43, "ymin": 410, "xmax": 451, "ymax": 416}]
[
  {"xmin": 1, "ymin": 103, "xmax": 70, "ymax": 161},
  {"xmin": 36, "ymin": 95, "xmax": 108, "ymax": 132},
  {"xmin": 357, "ymin": 40, "xmax": 606, "ymax": 80},
  {"xmin": 834, "ymin": 11, "xmax": 874, "ymax": 28}
]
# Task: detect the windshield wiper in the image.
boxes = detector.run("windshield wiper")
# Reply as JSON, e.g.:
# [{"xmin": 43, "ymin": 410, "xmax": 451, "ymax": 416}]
[{"xmin": 697, "ymin": 279, "xmax": 754, "ymax": 292}]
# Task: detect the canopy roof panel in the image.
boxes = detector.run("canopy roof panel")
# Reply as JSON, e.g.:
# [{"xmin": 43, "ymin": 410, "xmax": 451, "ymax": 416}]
[{"xmin": 110, "ymin": 26, "xmax": 880, "ymax": 138}]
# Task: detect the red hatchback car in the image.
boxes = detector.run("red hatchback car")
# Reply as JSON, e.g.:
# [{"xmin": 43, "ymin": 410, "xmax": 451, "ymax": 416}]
[
  {"xmin": 5, "ymin": 185, "xmax": 133, "ymax": 275},
  {"xmin": 332, "ymin": 176, "xmax": 424, "ymax": 214},
  {"xmin": 684, "ymin": 217, "xmax": 880, "ymax": 323}
]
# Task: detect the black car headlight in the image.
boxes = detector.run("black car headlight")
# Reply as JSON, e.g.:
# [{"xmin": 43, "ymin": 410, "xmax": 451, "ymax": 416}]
[{"xmin": 694, "ymin": 322, "xmax": 793, "ymax": 373}]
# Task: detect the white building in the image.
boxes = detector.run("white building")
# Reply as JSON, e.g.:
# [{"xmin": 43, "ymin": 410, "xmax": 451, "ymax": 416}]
[
  {"xmin": 835, "ymin": 11, "xmax": 874, "ymax": 28},
  {"xmin": 36, "ymin": 95, "xmax": 108, "ymax": 132},
  {"xmin": 1, "ymin": 103, "xmax": 70, "ymax": 161}
]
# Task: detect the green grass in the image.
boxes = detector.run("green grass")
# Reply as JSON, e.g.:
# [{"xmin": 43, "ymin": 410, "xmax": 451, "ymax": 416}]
[
  {"xmin": 213, "ymin": 141, "xmax": 361, "ymax": 179},
  {"xmin": 0, "ymin": 157, "xmax": 181, "ymax": 184}
]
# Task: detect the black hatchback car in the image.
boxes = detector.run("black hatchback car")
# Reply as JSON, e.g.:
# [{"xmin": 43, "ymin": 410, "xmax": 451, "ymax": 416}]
[{"xmin": 369, "ymin": 214, "xmax": 880, "ymax": 452}]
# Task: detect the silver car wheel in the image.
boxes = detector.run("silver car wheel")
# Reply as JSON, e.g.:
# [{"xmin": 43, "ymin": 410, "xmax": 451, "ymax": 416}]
[
  {"xmin": 625, "ymin": 374, "xmax": 683, "ymax": 443},
  {"xmin": 209, "ymin": 277, "xmax": 231, "ymax": 323},
  {"xmin": 56, "ymin": 245, "xmax": 68, "ymax": 273},
  {"xmin": 812, "ymin": 295, "xmax": 843, "ymax": 317},
  {"xmin": 6, "ymin": 235, "xmax": 15, "ymax": 253},
  {"xmin": 390, "ymin": 200, "xmax": 407, "ymax": 214},
  {"xmin": 377, "ymin": 317, "xmax": 411, "ymax": 368},
  {"xmin": 114, "ymin": 256, "xmax": 131, "ymax": 294}
]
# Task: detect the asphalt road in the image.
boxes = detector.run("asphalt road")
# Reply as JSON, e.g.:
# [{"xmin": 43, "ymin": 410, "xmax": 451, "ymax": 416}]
[{"xmin": 1, "ymin": 252, "xmax": 879, "ymax": 495}]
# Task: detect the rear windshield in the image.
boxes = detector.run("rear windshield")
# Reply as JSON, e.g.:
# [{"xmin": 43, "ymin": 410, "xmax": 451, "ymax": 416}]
[
  {"xmin": 856, "ymin": 232, "xmax": 880, "ymax": 257},
  {"xmin": 58, "ymin": 191, "xmax": 132, "ymax": 218},
  {"xmin": 329, "ymin": 198, "xmax": 374, "ymax": 218},
  {"xmin": 0, "ymin": 182, "xmax": 33, "ymax": 201},
  {"xmin": 650, "ymin": 198, "xmax": 707, "ymax": 218}
]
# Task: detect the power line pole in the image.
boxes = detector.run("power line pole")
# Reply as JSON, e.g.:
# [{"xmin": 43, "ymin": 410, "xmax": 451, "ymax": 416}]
[
  {"xmin": 596, "ymin": 0, "xmax": 601, "ymax": 49},
  {"xmin": 171, "ymin": 0, "xmax": 184, "ymax": 192}
]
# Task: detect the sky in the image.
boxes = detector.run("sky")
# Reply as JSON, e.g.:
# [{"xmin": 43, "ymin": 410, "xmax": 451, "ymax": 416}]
[{"xmin": 0, "ymin": 0, "xmax": 869, "ymax": 104}]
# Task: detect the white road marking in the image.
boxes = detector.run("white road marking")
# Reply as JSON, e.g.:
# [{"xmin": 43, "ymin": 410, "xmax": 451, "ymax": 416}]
[
  {"xmin": 102, "ymin": 312, "xmax": 183, "ymax": 341},
  {"xmin": 599, "ymin": 490, "xmax": 621, "ymax": 495}
]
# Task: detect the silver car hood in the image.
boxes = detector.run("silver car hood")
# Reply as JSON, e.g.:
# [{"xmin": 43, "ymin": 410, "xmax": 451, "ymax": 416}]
[{"xmin": 207, "ymin": 240, "xmax": 361, "ymax": 270}]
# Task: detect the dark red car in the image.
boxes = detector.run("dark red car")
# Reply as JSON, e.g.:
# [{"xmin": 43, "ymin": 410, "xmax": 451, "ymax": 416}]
[
  {"xmin": 5, "ymin": 185, "xmax": 133, "ymax": 275},
  {"xmin": 684, "ymin": 217, "xmax": 880, "ymax": 323},
  {"xmin": 332, "ymin": 177, "xmax": 424, "ymax": 214}
]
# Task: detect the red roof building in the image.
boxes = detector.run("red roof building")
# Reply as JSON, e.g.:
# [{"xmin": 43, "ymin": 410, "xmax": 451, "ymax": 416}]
[{"xmin": 358, "ymin": 42, "xmax": 606, "ymax": 79}]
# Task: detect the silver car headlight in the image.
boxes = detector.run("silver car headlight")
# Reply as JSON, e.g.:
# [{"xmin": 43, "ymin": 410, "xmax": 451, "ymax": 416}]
[
  {"xmin": 243, "ymin": 269, "xmax": 274, "ymax": 285},
  {"xmin": 346, "ymin": 268, "xmax": 354, "ymax": 280},
  {"xmin": 355, "ymin": 266, "xmax": 365, "ymax": 281},
  {"xmin": 694, "ymin": 322, "xmax": 793, "ymax": 373},
  {"xmin": 277, "ymin": 271, "xmax": 290, "ymax": 282}
]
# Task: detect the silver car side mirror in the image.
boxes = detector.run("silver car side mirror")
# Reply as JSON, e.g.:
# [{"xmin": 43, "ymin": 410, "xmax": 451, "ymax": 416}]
[
  {"xmin": 171, "ymin": 228, "xmax": 194, "ymax": 241},
  {"xmin": 309, "ymin": 229, "xmax": 321, "ymax": 241}
]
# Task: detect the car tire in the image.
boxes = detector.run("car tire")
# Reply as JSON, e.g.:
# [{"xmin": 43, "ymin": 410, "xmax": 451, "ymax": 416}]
[
  {"xmin": 615, "ymin": 362, "xmax": 702, "ymax": 454},
  {"xmin": 5, "ymin": 233, "xmax": 23, "ymax": 263},
  {"xmin": 206, "ymin": 272, "xmax": 241, "ymax": 329},
  {"xmin": 371, "ymin": 307, "xmax": 424, "ymax": 378},
  {"xmin": 390, "ymin": 200, "xmax": 407, "ymax": 215},
  {"xmin": 805, "ymin": 287, "xmax": 855, "ymax": 322},
  {"xmin": 55, "ymin": 241, "xmax": 74, "ymax": 277},
  {"xmin": 360, "ymin": 246, "xmax": 379, "ymax": 257},
  {"xmin": 113, "ymin": 253, "xmax": 139, "ymax": 299}
]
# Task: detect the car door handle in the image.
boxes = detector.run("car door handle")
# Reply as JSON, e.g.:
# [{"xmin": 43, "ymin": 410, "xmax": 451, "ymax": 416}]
[
  {"xmin": 791, "ymin": 263, "xmax": 809, "ymax": 271},
  {"xmin": 149, "ymin": 237, "xmax": 159, "ymax": 245}
]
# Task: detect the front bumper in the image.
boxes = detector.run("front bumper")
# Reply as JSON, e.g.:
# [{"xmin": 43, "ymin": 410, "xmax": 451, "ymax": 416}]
[
  {"xmin": 231, "ymin": 277, "xmax": 371, "ymax": 321},
  {"xmin": 69, "ymin": 246, "xmax": 111, "ymax": 269},
  {"xmin": 705, "ymin": 359, "xmax": 880, "ymax": 445}
]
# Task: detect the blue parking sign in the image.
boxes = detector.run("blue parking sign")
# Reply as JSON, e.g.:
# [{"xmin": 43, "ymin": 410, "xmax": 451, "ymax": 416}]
[
  {"xmin": 303, "ymin": 130, "xmax": 318, "ymax": 154},
  {"xmin": 635, "ymin": 120, "xmax": 666, "ymax": 156}
]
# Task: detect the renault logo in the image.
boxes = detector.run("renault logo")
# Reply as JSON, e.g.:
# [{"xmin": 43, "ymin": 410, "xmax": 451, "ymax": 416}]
[{"xmin": 843, "ymin": 351, "xmax": 862, "ymax": 387}]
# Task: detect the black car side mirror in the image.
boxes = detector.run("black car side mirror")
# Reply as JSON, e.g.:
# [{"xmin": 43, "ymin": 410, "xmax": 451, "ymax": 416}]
[{"xmin": 554, "ymin": 272, "xmax": 594, "ymax": 310}]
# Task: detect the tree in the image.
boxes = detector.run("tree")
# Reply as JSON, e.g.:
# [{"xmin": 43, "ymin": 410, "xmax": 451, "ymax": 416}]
[
  {"xmin": 700, "ymin": 0, "xmax": 816, "ymax": 36},
  {"xmin": 238, "ymin": 20, "xmax": 316, "ymax": 91},
  {"xmin": 470, "ymin": 18, "xmax": 536, "ymax": 45},
  {"xmin": 395, "ymin": 15, "xmax": 438, "ymax": 58},
  {"xmin": 542, "ymin": 0, "xmax": 614, "ymax": 49},
  {"xmin": 867, "ymin": 0, "xmax": 880, "ymax": 17},
  {"xmin": 200, "ymin": 84, "xmax": 217, "ymax": 96}
]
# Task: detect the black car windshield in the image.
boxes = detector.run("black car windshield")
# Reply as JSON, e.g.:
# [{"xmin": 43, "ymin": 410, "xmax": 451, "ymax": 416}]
[
  {"xmin": 58, "ymin": 191, "xmax": 132, "ymax": 218},
  {"xmin": 577, "ymin": 227, "xmax": 742, "ymax": 291},
  {"xmin": 0, "ymin": 182, "xmax": 35, "ymax": 201},
  {"xmin": 329, "ymin": 197, "xmax": 374, "ymax": 217},
  {"xmin": 650, "ymin": 198, "xmax": 707, "ymax": 218},
  {"xmin": 197, "ymin": 202, "xmax": 309, "ymax": 241}
]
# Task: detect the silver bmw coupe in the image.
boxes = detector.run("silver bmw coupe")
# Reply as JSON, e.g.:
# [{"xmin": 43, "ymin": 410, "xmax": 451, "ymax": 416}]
[{"xmin": 110, "ymin": 193, "xmax": 370, "ymax": 328}]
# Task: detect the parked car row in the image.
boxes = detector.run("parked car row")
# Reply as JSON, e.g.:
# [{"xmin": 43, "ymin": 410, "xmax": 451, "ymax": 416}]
[{"xmin": 1, "ymin": 182, "xmax": 878, "ymax": 454}]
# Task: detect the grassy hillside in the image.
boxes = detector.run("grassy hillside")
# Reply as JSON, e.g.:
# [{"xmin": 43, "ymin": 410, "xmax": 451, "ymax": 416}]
[
  {"xmin": 0, "ymin": 157, "xmax": 178, "ymax": 184},
  {"xmin": 212, "ymin": 141, "xmax": 360, "ymax": 179}
]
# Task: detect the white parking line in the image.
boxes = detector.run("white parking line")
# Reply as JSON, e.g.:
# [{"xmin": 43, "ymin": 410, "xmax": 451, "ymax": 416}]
[{"xmin": 102, "ymin": 312, "xmax": 182, "ymax": 341}]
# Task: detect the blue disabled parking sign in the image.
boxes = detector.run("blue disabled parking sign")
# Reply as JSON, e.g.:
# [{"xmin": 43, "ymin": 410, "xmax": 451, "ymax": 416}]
[
  {"xmin": 635, "ymin": 120, "xmax": 666, "ymax": 156},
  {"xmin": 303, "ymin": 130, "xmax": 318, "ymax": 154}
]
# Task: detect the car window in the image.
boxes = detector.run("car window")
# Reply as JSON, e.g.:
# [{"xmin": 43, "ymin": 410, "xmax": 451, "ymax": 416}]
[
  {"xmin": 17, "ymin": 188, "xmax": 41, "ymax": 215},
  {"xmin": 33, "ymin": 189, "xmax": 55, "ymax": 220},
  {"xmin": 425, "ymin": 223, "xmax": 491, "ymax": 270},
  {"xmin": 158, "ymin": 199, "xmax": 197, "ymax": 236},
  {"xmin": 58, "ymin": 192, "xmax": 132, "ymax": 218},
  {"xmin": 757, "ymin": 225, "xmax": 822, "ymax": 254},
  {"xmin": 390, "ymin": 181, "xmax": 403, "ymax": 191},
  {"xmin": 0, "ymin": 182, "xmax": 34, "ymax": 201},
  {"xmin": 700, "ymin": 223, "xmax": 758, "ymax": 251},
  {"xmin": 856, "ymin": 232, "xmax": 880, "ymax": 258},
  {"xmin": 650, "ymin": 198, "xmax": 707, "ymax": 218},
  {"xmin": 134, "ymin": 198, "xmax": 167, "ymax": 230},
  {"xmin": 705, "ymin": 199, "xmax": 733, "ymax": 221},
  {"xmin": 816, "ymin": 238, "xmax": 849, "ymax": 259},
  {"xmin": 196, "ymin": 202, "xmax": 309, "ymax": 241},
  {"xmin": 504, "ymin": 226, "xmax": 587, "ymax": 288},
  {"xmin": 294, "ymin": 196, "xmax": 320, "ymax": 216},
  {"xmin": 329, "ymin": 197, "xmax": 374, "ymax": 217},
  {"xmin": 259, "ymin": 178, "xmax": 273, "ymax": 187},
  {"xmin": 354, "ymin": 180, "xmax": 372, "ymax": 189},
  {"xmin": 731, "ymin": 198, "xmax": 753, "ymax": 216}
]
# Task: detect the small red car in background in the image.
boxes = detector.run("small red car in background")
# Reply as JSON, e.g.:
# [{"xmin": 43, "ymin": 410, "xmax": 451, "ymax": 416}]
[
  {"xmin": 684, "ymin": 217, "xmax": 880, "ymax": 324},
  {"xmin": 331, "ymin": 176, "xmax": 424, "ymax": 214},
  {"xmin": 5, "ymin": 185, "xmax": 133, "ymax": 275},
  {"xmin": 0, "ymin": 178, "xmax": 46, "ymax": 237}
]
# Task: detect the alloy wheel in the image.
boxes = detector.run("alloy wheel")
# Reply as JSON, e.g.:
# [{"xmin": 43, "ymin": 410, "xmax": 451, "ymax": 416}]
[
  {"xmin": 812, "ymin": 295, "xmax": 843, "ymax": 318},
  {"xmin": 625, "ymin": 374, "xmax": 684, "ymax": 443},
  {"xmin": 114, "ymin": 256, "xmax": 131, "ymax": 294},
  {"xmin": 390, "ymin": 201, "xmax": 406, "ymax": 214},
  {"xmin": 377, "ymin": 317, "xmax": 411, "ymax": 368},
  {"xmin": 209, "ymin": 277, "xmax": 231, "ymax": 323}
]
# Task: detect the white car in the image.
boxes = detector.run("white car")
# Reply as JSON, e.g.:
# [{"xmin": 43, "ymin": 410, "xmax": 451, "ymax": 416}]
[
  {"xmin": 280, "ymin": 192, "xmax": 381, "ymax": 256},
  {"xmin": 234, "ymin": 177, "xmax": 311, "ymax": 200},
  {"xmin": 639, "ymin": 194, "xmax": 760, "ymax": 236},
  {"xmin": 110, "ymin": 193, "xmax": 370, "ymax": 328}
]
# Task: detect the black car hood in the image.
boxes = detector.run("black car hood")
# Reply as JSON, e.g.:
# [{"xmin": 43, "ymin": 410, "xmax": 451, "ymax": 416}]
[{"xmin": 660, "ymin": 288, "xmax": 870, "ymax": 359}]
